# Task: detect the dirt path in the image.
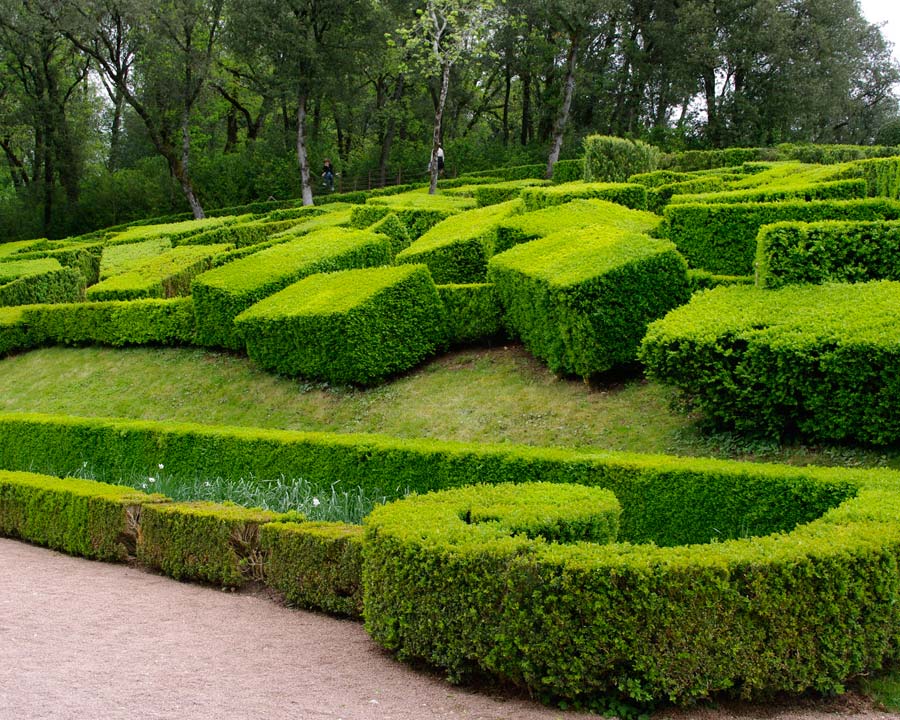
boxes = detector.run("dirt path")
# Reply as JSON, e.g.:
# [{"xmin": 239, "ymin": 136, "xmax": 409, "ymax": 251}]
[{"xmin": 1, "ymin": 538, "xmax": 896, "ymax": 720}]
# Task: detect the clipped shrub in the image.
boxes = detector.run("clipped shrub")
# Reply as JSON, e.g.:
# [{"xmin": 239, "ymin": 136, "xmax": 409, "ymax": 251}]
[
  {"xmin": 395, "ymin": 200, "xmax": 521, "ymax": 283},
  {"xmin": 371, "ymin": 212, "xmax": 411, "ymax": 255},
  {"xmin": 173, "ymin": 218, "xmax": 273, "ymax": 247},
  {"xmin": 582, "ymin": 135, "xmax": 660, "ymax": 183},
  {"xmin": 472, "ymin": 180, "xmax": 549, "ymax": 207},
  {"xmin": 0, "ymin": 470, "xmax": 166, "ymax": 561},
  {"xmin": 757, "ymin": 219, "xmax": 900, "ymax": 288},
  {"xmin": 687, "ymin": 269, "xmax": 753, "ymax": 293},
  {"xmin": 488, "ymin": 226, "xmax": 690, "ymax": 377},
  {"xmin": 99, "ymin": 238, "xmax": 172, "ymax": 280},
  {"xmin": 0, "ymin": 267, "xmax": 85, "ymax": 306},
  {"xmin": 0, "ymin": 257, "xmax": 64, "ymax": 284},
  {"xmin": 668, "ymin": 179, "xmax": 866, "ymax": 206},
  {"xmin": 550, "ymin": 158, "xmax": 583, "ymax": 183},
  {"xmin": 235, "ymin": 264, "xmax": 446, "ymax": 385},
  {"xmin": 662, "ymin": 197, "xmax": 900, "ymax": 275},
  {"xmin": 521, "ymin": 181, "xmax": 648, "ymax": 212},
  {"xmin": 461, "ymin": 164, "xmax": 546, "ymax": 181},
  {"xmin": 192, "ymin": 227, "xmax": 392, "ymax": 349},
  {"xmin": 107, "ymin": 217, "xmax": 232, "ymax": 245},
  {"xmin": 137, "ymin": 500, "xmax": 286, "ymax": 587},
  {"xmin": 0, "ymin": 306, "xmax": 39, "ymax": 356},
  {"xmin": 20, "ymin": 297, "xmax": 196, "ymax": 347},
  {"xmin": 7, "ymin": 243, "xmax": 102, "ymax": 286},
  {"xmin": 261, "ymin": 520, "xmax": 364, "ymax": 617},
  {"xmin": 437, "ymin": 283, "xmax": 505, "ymax": 346},
  {"xmin": 640, "ymin": 281, "xmax": 900, "ymax": 443},
  {"xmin": 660, "ymin": 147, "xmax": 774, "ymax": 172},
  {"xmin": 87, "ymin": 244, "xmax": 231, "ymax": 301},
  {"xmin": 355, "ymin": 193, "xmax": 475, "ymax": 240},
  {"xmin": 646, "ymin": 176, "xmax": 726, "ymax": 213},
  {"xmin": 627, "ymin": 170, "xmax": 693, "ymax": 187},
  {"xmin": 837, "ymin": 157, "xmax": 900, "ymax": 199}
]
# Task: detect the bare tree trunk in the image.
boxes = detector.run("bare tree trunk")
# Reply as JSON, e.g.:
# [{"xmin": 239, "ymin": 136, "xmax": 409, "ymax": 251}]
[
  {"xmin": 297, "ymin": 92, "xmax": 314, "ymax": 206},
  {"xmin": 109, "ymin": 84, "xmax": 125, "ymax": 169},
  {"xmin": 378, "ymin": 75, "xmax": 404, "ymax": 186},
  {"xmin": 429, "ymin": 61, "xmax": 451, "ymax": 195},
  {"xmin": 1, "ymin": 138, "xmax": 29, "ymax": 187},
  {"xmin": 545, "ymin": 32, "xmax": 579, "ymax": 179},
  {"xmin": 502, "ymin": 59, "xmax": 511, "ymax": 146},
  {"xmin": 520, "ymin": 68, "xmax": 532, "ymax": 146},
  {"xmin": 180, "ymin": 110, "xmax": 205, "ymax": 218}
]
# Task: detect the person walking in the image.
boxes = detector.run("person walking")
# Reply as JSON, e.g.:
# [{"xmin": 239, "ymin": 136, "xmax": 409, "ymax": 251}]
[{"xmin": 322, "ymin": 158, "xmax": 335, "ymax": 191}]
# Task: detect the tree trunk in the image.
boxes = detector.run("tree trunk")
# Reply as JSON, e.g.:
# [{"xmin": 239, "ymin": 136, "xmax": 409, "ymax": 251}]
[
  {"xmin": 180, "ymin": 110, "xmax": 205, "ymax": 218},
  {"xmin": 703, "ymin": 69, "xmax": 720, "ymax": 146},
  {"xmin": 378, "ymin": 75, "xmax": 404, "ymax": 186},
  {"xmin": 1, "ymin": 138, "xmax": 29, "ymax": 188},
  {"xmin": 297, "ymin": 92, "xmax": 314, "ymax": 206},
  {"xmin": 520, "ymin": 68, "xmax": 532, "ymax": 146},
  {"xmin": 429, "ymin": 61, "xmax": 451, "ymax": 195},
  {"xmin": 502, "ymin": 60, "xmax": 512, "ymax": 146},
  {"xmin": 109, "ymin": 84, "xmax": 125, "ymax": 170},
  {"xmin": 545, "ymin": 32, "xmax": 579, "ymax": 179}
]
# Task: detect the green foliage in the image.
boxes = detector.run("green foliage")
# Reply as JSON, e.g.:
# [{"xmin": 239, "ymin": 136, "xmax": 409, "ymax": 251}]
[
  {"xmin": 662, "ymin": 198, "xmax": 900, "ymax": 275},
  {"xmin": 0, "ymin": 470, "xmax": 166, "ymax": 561},
  {"xmin": 261, "ymin": 520, "xmax": 364, "ymax": 617},
  {"xmin": 687, "ymin": 269, "xmax": 753, "ymax": 294},
  {"xmin": 646, "ymin": 177, "xmax": 726, "ymax": 213},
  {"xmin": 627, "ymin": 170, "xmax": 694, "ymax": 188},
  {"xmin": 639, "ymin": 281, "xmax": 900, "ymax": 443},
  {"xmin": 0, "ymin": 257, "xmax": 64, "ymax": 284},
  {"xmin": 660, "ymin": 148, "xmax": 776, "ymax": 171},
  {"xmin": 0, "ymin": 267, "xmax": 85, "ymax": 307},
  {"xmin": 86, "ymin": 244, "xmax": 232, "ymax": 301},
  {"xmin": 173, "ymin": 219, "xmax": 274, "ymax": 247},
  {"xmin": 472, "ymin": 180, "xmax": 549, "ymax": 207},
  {"xmin": 462, "ymin": 164, "xmax": 547, "ymax": 181},
  {"xmin": 582, "ymin": 136, "xmax": 660, "ymax": 183},
  {"xmin": 235, "ymin": 264, "xmax": 446, "ymax": 385},
  {"xmin": 108, "ymin": 218, "xmax": 233, "ymax": 246},
  {"xmin": 550, "ymin": 159, "xmax": 583, "ymax": 184},
  {"xmin": 757, "ymin": 220, "xmax": 900, "ymax": 288},
  {"xmin": 137, "ymin": 500, "xmax": 286, "ymax": 587},
  {"xmin": 488, "ymin": 226, "xmax": 689, "ymax": 378},
  {"xmin": 395, "ymin": 200, "xmax": 521, "ymax": 283},
  {"xmin": 99, "ymin": 238, "xmax": 172, "ymax": 280},
  {"xmin": 668, "ymin": 179, "xmax": 867, "ymax": 205},
  {"xmin": 371, "ymin": 213, "xmax": 411, "ymax": 255},
  {"xmin": 521, "ymin": 181, "xmax": 648, "ymax": 212},
  {"xmin": 437, "ymin": 283, "xmax": 505, "ymax": 346},
  {"xmin": 191, "ymin": 227, "xmax": 392, "ymax": 349},
  {"xmin": 18, "ymin": 298, "xmax": 196, "ymax": 348},
  {"xmin": 838, "ymin": 157, "xmax": 900, "ymax": 199},
  {"xmin": 0, "ymin": 306, "xmax": 39, "ymax": 356}
]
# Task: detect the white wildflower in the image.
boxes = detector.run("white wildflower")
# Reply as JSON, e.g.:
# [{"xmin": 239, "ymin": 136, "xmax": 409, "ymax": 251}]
[
  {"xmin": 312, "ymin": 497, "xmax": 321, "ymax": 507},
  {"xmin": 158, "ymin": 463, "xmax": 164, "ymax": 470},
  {"xmin": 148, "ymin": 477, "xmax": 156, "ymax": 484}
]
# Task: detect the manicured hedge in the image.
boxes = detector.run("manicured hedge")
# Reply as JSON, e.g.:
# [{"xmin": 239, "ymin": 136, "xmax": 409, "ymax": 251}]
[
  {"xmin": 137, "ymin": 501, "xmax": 286, "ymax": 587},
  {"xmin": 363, "ymin": 473, "xmax": 899, "ymax": 707},
  {"xmin": 353, "ymin": 194, "xmax": 474, "ymax": 240},
  {"xmin": 839, "ymin": 157, "xmax": 900, "ymax": 199},
  {"xmin": 582, "ymin": 135, "xmax": 659, "ymax": 182},
  {"xmin": 461, "ymin": 164, "xmax": 546, "ymax": 181},
  {"xmin": 628, "ymin": 170, "xmax": 694, "ymax": 187},
  {"xmin": 262, "ymin": 520, "xmax": 364, "ymax": 617},
  {"xmin": 87, "ymin": 244, "xmax": 232, "ymax": 301},
  {"xmin": 756, "ymin": 219, "xmax": 900, "ymax": 288},
  {"xmin": 235, "ymin": 264, "xmax": 446, "ymax": 385},
  {"xmin": 668, "ymin": 178, "xmax": 866, "ymax": 205},
  {"xmin": 108, "ymin": 217, "xmax": 233, "ymax": 245},
  {"xmin": 173, "ymin": 218, "xmax": 274, "ymax": 247},
  {"xmin": 0, "ymin": 306, "xmax": 38, "ymax": 356},
  {"xmin": 639, "ymin": 281, "xmax": 900, "ymax": 443},
  {"xmin": 488, "ymin": 227, "xmax": 690, "ymax": 377},
  {"xmin": 472, "ymin": 180, "xmax": 549, "ymax": 207},
  {"xmin": 662, "ymin": 197, "xmax": 900, "ymax": 275},
  {"xmin": 0, "ymin": 470, "xmax": 166, "ymax": 561},
  {"xmin": 395, "ymin": 200, "xmax": 521, "ymax": 283},
  {"xmin": 371, "ymin": 212, "xmax": 410, "ymax": 255},
  {"xmin": 660, "ymin": 147, "xmax": 777, "ymax": 171},
  {"xmin": 99, "ymin": 238, "xmax": 172, "ymax": 280},
  {"xmin": 7, "ymin": 243, "xmax": 102, "ymax": 286},
  {"xmin": 437, "ymin": 283, "xmax": 505, "ymax": 346},
  {"xmin": 191, "ymin": 227, "xmax": 392, "ymax": 349},
  {"xmin": 520, "ymin": 181, "xmax": 648, "ymax": 212},
  {"xmin": 687, "ymin": 269, "xmax": 753, "ymax": 293},
  {"xmin": 494, "ymin": 198, "xmax": 660, "ymax": 253},
  {"xmin": 646, "ymin": 176, "xmax": 726, "ymax": 213},
  {"xmin": 17, "ymin": 298, "xmax": 196, "ymax": 348},
  {"xmin": 0, "ymin": 257, "xmax": 64, "ymax": 284},
  {"xmin": 550, "ymin": 159, "xmax": 583, "ymax": 183},
  {"xmin": 0, "ymin": 267, "xmax": 85, "ymax": 307}
]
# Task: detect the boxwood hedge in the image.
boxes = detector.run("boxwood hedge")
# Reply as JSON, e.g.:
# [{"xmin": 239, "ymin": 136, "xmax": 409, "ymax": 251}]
[
  {"xmin": 0, "ymin": 267, "xmax": 85, "ymax": 307},
  {"xmin": 668, "ymin": 178, "xmax": 866, "ymax": 205},
  {"xmin": 436, "ymin": 283, "xmax": 506, "ymax": 347},
  {"xmin": 639, "ymin": 281, "xmax": 900, "ymax": 443},
  {"xmin": 520, "ymin": 182, "xmax": 648, "ymax": 212},
  {"xmin": 234, "ymin": 264, "xmax": 446, "ymax": 385}
]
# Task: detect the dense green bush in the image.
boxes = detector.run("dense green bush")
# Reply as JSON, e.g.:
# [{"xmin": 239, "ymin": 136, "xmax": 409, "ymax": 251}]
[
  {"xmin": 582, "ymin": 135, "xmax": 660, "ymax": 182},
  {"xmin": 192, "ymin": 227, "xmax": 392, "ymax": 349},
  {"xmin": 137, "ymin": 500, "xmax": 286, "ymax": 587},
  {"xmin": 370, "ymin": 212, "xmax": 411, "ymax": 255},
  {"xmin": 646, "ymin": 176, "xmax": 726, "ymax": 213},
  {"xmin": 107, "ymin": 217, "xmax": 233, "ymax": 246},
  {"xmin": 662, "ymin": 197, "xmax": 900, "ymax": 275},
  {"xmin": 660, "ymin": 147, "xmax": 776, "ymax": 171},
  {"xmin": 0, "ymin": 257, "xmax": 64, "ymax": 284},
  {"xmin": 437, "ymin": 283, "xmax": 506, "ymax": 346},
  {"xmin": 17, "ymin": 297, "xmax": 196, "ymax": 348},
  {"xmin": 0, "ymin": 470, "xmax": 166, "ymax": 561},
  {"xmin": 87, "ymin": 244, "xmax": 231, "ymax": 301},
  {"xmin": 172, "ymin": 218, "xmax": 275, "ymax": 247},
  {"xmin": 668, "ymin": 179, "xmax": 867, "ymax": 205},
  {"xmin": 235, "ymin": 264, "xmax": 446, "ymax": 385},
  {"xmin": 0, "ymin": 306, "xmax": 38, "ymax": 356},
  {"xmin": 262, "ymin": 520, "xmax": 364, "ymax": 617},
  {"xmin": 461, "ymin": 164, "xmax": 546, "ymax": 181},
  {"xmin": 687, "ymin": 269, "xmax": 753, "ymax": 293},
  {"xmin": 99, "ymin": 238, "xmax": 172, "ymax": 280},
  {"xmin": 756, "ymin": 220, "xmax": 900, "ymax": 288},
  {"xmin": 0, "ymin": 267, "xmax": 85, "ymax": 307},
  {"xmin": 520, "ymin": 181, "xmax": 648, "ymax": 212},
  {"xmin": 627, "ymin": 170, "xmax": 694, "ymax": 187},
  {"xmin": 395, "ymin": 201, "xmax": 521, "ymax": 283},
  {"xmin": 472, "ymin": 180, "xmax": 548, "ymax": 207},
  {"xmin": 640, "ymin": 281, "xmax": 900, "ymax": 443},
  {"xmin": 488, "ymin": 226, "xmax": 690, "ymax": 377},
  {"xmin": 550, "ymin": 159, "xmax": 583, "ymax": 183},
  {"xmin": 838, "ymin": 157, "xmax": 900, "ymax": 199}
]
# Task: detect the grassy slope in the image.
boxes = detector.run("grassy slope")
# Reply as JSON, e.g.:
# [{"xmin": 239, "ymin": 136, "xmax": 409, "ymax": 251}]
[{"xmin": 0, "ymin": 344, "xmax": 895, "ymax": 469}]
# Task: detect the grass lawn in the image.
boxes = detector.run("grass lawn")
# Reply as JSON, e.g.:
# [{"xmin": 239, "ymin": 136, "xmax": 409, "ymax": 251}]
[{"xmin": 0, "ymin": 343, "xmax": 896, "ymax": 470}]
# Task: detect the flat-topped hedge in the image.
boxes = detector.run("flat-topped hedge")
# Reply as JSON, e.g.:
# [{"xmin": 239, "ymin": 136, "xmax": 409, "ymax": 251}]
[
  {"xmin": 668, "ymin": 178, "xmax": 866, "ymax": 205},
  {"xmin": 0, "ymin": 257, "xmax": 63, "ymax": 284},
  {"xmin": 395, "ymin": 200, "xmax": 521, "ymax": 283},
  {"xmin": 639, "ymin": 281, "xmax": 900, "ymax": 443},
  {"xmin": 0, "ymin": 266, "xmax": 85, "ymax": 307},
  {"xmin": 107, "ymin": 217, "xmax": 233, "ymax": 245},
  {"xmin": 488, "ymin": 227, "xmax": 689, "ymax": 377},
  {"xmin": 235, "ymin": 264, "xmax": 445, "ymax": 385},
  {"xmin": 756, "ymin": 219, "xmax": 900, "ymax": 288},
  {"xmin": 520, "ymin": 181, "xmax": 648, "ymax": 212},
  {"xmin": 663, "ymin": 197, "xmax": 900, "ymax": 275},
  {"xmin": 99, "ymin": 238, "xmax": 172, "ymax": 280},
  {"xmin": 436, "ymin": 283, "xmax": 505, "ymax": 346},
  {"xmin": 191, "ymin": 227, "xmax": 392, "ymax": 349}
]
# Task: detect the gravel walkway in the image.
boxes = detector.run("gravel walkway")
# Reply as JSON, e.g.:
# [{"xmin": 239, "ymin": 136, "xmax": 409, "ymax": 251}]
[{"xmin": 1, "ymin": 538, "xmax": 896, "ymax": 720}]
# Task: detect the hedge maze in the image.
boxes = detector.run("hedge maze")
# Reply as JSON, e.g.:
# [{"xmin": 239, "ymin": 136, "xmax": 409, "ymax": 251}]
[{"xmin": 4, "ymin": 148, "xmax": 900, "ymax": 710}]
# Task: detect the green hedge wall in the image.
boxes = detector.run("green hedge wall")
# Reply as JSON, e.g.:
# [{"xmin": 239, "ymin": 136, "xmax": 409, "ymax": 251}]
[
  {"xmin": 646, "ymin": 176, "xmax": 726, "ymax": 213},
  {"xmin": 191, "ymin": 227, "xmax": 392, "ymax": 349},
  {"xmin": 628, "ymin": 170, "xmax": 694, "ymax": 187},
  {"xmin": 235, "ymin": 264, "xmax": 446, "ymax": 385},
  {"xmin": 472, "ymin": 180, "xmax": 548, "ymax": 207},
  {"xmin": 662, "ymin": 197, "xmax": 900, "ymax": 275},
  {"xmin": 173, "ymin": 218, "xmax": 274, "ymax": 247},
  {"xmin": 660, "ymin": 147, "xmax": 777, "ymax": 171},
  {"xmin": 521, "ymin": 182, "xmax": 648, "ymax": 212},
  {"xmin": 687, "ymin": 269, "xmax": 753, "ymax": 293},
  {"xmin": 363, "ymin": 474, "xmax": 899, "ymax": 706},
  {"xmin": 395, "ymin": 200, "xmax": 521, "ymax": 283},
  {"xmin": 9, "ymin": 244, "xmax": 102, "ymax": 286},
  {"xmin": 582, "ymin": 135, "xmax": 660, "ymax": 182},
  {"xmin": 668, "ymin": 179, "xmax": 867, "ymax": 205},
  {"xmin": 371, "ymin": 213, "xmax": 411, "ymax": 255},
  {"xmin": 0, "ymin": 471, "xmax": 166, "ymax": 561},
  {"xmin": 0, "ymin": 306, "xmax": 38, "ymax": 356},
  {"xmin": 137, "ymin": 501, "xmax": 286, "ymax": 587},
  {"xmin": 550, "ymin": 159, "xmax": 583, "ymax": 183},
  {"xmin": 0, "ymin": 257, "xmax": 64, "ymax": 283},
  {"xmin": 488, "ymin": 228, "xmax": 689, "ymax": 377},
  {"xmin": 436, "ymin": 283, "xmax": 506, "ymax": 346},
  {"xmin": 0, "ymin": 267, "xmax": 85, "ymax": 307},
  {"xmin": 87, "ymin": 244, "xmax": 232, "ymax": 301},
  {"xmin": 262, "ymin": 520, "xmax": 364, "ymax": 617},
  {"xmin": 108, "ymin": 217, "xmax": 233, "ymax": 245},
  {"xmin": 639, "ymin": 281, "xmax": 900, "ymax": 443},
  {"xmin": 756, "ymin": 220, "xmax": 900, "ymax": 288},
  {"xmin": 99, "ymin": 238, "xmax": 171, "ymax": 280}
]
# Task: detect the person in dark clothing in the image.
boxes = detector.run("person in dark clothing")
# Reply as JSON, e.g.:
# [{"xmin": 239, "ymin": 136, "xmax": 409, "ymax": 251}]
[{"xmin": 322, "ymin": 158, "xmax": 334, "ymax": 191}]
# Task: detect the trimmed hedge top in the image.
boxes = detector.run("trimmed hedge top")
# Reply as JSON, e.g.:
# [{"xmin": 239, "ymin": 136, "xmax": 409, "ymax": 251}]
[
  {"xmin": 396, "ymin": 200, "xmax": 521, "ymax": 259},
  {"xmin": 0, "ymin": 257, "xmax": 63, "ymax": 283},
  {"xmin": 108, "ymin": 217, "xmax": 233, "ymax": 245}
]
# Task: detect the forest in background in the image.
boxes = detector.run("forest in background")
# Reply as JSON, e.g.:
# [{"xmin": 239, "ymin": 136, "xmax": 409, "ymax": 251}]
[{"xmin": 1, "ymin": 0, "xmax": 899, "ymax": 241}]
